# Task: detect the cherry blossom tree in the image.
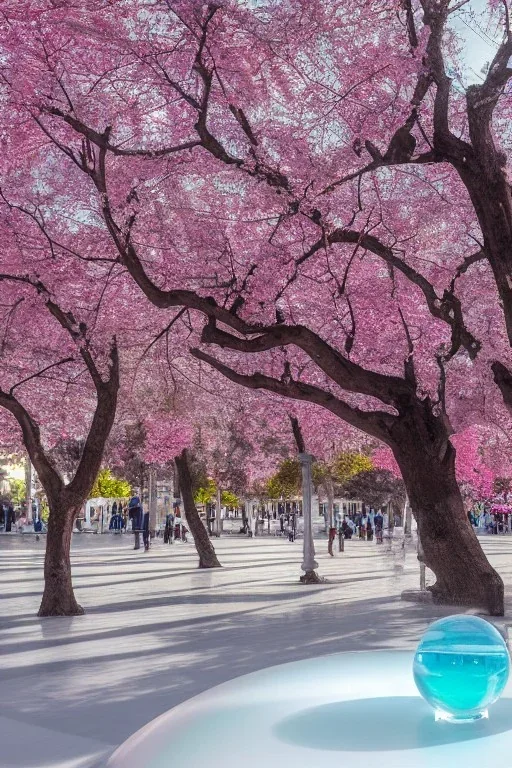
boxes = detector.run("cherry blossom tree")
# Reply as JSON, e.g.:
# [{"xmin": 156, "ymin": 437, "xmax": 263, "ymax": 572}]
[
  {"xmin": 0, "ymin": 274, "xmax": 119, "ymax": 616},
  {"xmin": 145, "ymin": 415, "xmax": 221, "ymax": 567}
]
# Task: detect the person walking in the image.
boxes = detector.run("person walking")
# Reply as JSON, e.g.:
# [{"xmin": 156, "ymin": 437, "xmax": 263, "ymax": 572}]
[
  {"xmin": 341, "ymin": 518, "xmax": 352, "ymax": 540},
  {"xmin": 374, "ymin": 510, "xmax": 384, "ymax": 544},
  {"xmin": 128, "ymin": 495, "xmax": 143, "ymax": 550},
  {"xmin": 287, "ymin": 514, "xmax": 295, "ymax": 542},
  {"xmin": 142, "ymin": 507, "xmax": 150, "ymax": 551},
  {"xmin": 328, "ymin": 524, "xmax": 336, "ymax": 556},
  {"xmin": 5, "ymin": 501, "xmax": 15, "ymax": 532},
  {"xmin": 164, "ymin": 510, "xmax": 175, "ymax": 544}
]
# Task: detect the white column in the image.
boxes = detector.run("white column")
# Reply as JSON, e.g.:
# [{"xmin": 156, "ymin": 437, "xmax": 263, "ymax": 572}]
[
  {"xmin": 149, "ymin": 468, "xmax": 157, "ymax": 535},
  {"xmin": 25, "ymin": 457, "xmax": 33, "ymax": 523},
  {"xmin": 404, "ymin": 494, "xmax": 412, "ymax": 534},
  {"xmin": 299, "ymin": 453, "xmax": 318, "ymax": 574},
  {"xmin": 418, "ymin": 531, "xmax": 426, "ymax": 591},
  {"xmin": 327, "ymin": 478, "xmax": 334, "ymax": 529},
  {"xmin": 216, "ymin": 485, "xmax": 222, "ymax": 535},
  {"xmin": 249, "ymin": 501, "xmax": 256, "ymax": 536}
]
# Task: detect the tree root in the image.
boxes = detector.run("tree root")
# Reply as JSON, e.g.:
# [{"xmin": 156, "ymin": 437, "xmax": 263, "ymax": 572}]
[
  {"xmin": 299, "ymin": 570, "xmax": 325, "ymax": 584},
  {"xmin": 428, "ymin": 582, "xmax": 504, "ymax": 616},
  {"xmin": 38, "ymin": 601, "xmax": 85, "ymax": 617}
]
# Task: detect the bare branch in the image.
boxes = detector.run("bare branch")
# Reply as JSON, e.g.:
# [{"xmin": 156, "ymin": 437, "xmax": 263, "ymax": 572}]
[
  {"xmin": 44, "ymin": 106, "xmax": 201, "ymax": 157},
  {"xmin": 139, "ymin": 308, "xmax": 187, "ymax": 360},
  {"xmin": 9, "ymin": 357, "xmax": 75, "ymax": 395},
  {"xmin": 449, "ymin": 249, "xmax": 486, "ymax": 291},
  {"xmin": 448, "ymin": 0, "xmax": 471, "ymax": 14},
  {"xmin": 397, "ymin": 306, "xmax": 417, "ymax": 385},
  {"xmin": 401, "ymin": 0, "xmax": 419, "ymax": 49}
]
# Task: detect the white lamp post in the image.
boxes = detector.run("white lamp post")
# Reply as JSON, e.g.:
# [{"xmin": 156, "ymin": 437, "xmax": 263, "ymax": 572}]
[
  {"xmin": 25, "ymin": 457, "xmax": 33, "ymax": 524},
  {"xmin": 149, "ymin": 467, "xmax": 157, "ymax": 536},
  {"xmin": 299, "ymin": 452, "xmax": 322, "ymax": 583}
]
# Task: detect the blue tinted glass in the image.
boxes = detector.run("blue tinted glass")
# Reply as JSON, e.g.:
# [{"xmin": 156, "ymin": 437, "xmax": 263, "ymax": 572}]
[{"xmin": 413, "ymin": 615, "xmax": 510, "ymax": 721}]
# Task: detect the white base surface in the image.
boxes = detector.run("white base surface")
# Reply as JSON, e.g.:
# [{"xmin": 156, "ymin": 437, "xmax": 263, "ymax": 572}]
[
  {"xmin": 2, "ymin": 536, "xmax": 512, "ymax": 767},
  {"xmin": 107, "ymin": 651, "xmax": 512, "ymax": 768},
  {"xmin": 0, "ymin": 715, "xmax": 109, "ymax": 768}
]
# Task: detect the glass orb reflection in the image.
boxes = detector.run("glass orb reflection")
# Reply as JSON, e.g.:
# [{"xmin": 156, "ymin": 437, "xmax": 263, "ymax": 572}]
[{"xmin": 413, "ymin": 615, "xmax": 510, "ymax": 723}]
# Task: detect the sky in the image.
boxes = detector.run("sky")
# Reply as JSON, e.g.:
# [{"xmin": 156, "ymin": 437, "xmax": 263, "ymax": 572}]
[{"xmin": 449, "ymin": 0, "xmax": 504, "ymax": 85}]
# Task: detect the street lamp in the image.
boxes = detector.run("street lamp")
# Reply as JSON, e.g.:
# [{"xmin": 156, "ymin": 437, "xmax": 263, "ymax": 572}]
[{"xmin": 298, "ymin": 453, "xmax": 323, "ymax": 584}]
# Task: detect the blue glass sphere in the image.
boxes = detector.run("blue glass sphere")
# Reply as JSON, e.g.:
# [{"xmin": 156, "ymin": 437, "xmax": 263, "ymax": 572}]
[{"xmin": 413, "ymin": 615, "xmax": 510, "ymax": 722}]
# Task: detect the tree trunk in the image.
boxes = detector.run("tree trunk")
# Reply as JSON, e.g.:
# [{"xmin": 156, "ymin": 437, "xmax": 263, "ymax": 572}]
[
  {"xmin": 328, "ymin": 527, "xmax": 335, "ymax": 556},
  {"xmin": 462, "ymin": 175, "xmax": 512, "ymax": 347},
  {"xmin": 492, "ymin": 360, "xmax": 512, "ymax": 418},
  {"xmin": 393, "ymin": 410, "xmax": 504, "ymax": 616},
  {"xmin": 457, "ymin": 171, "xmax": 512, "ymax": 415},
  {"xmin": 175, "ymin": 450, "xmax": 221, "ymax": 568},
  {"xmin": 38, "ymin": 505, "xmax": 84, "ymax": 617}
]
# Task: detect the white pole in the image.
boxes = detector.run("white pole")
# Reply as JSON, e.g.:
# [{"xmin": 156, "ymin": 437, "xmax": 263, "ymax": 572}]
[
  {"xmin": 327, "ymin": 478, "xmax": 334, "ymax": 529},
  {"xmin": 418, "ymin": 531, "xmax": 426, "ymax": 591},
  {"xmin": 25, "ymin": 457, "xmax": 33, "ymax": 524},
  {"xmin": 250, "ymin": 500, "xmax": 256, "ymax": 536},
  {"xmin": 216, "ymin": 485, "xmax": 222, "ymax": 536},
  {"xmin": 404, "ymin": 494, "xmax": 411, "ymax": 534},
  {"xmin": 149, "ymin": 468, "xmax": 157, "ymax": 536},
  {"xmin": 299, "ymin": 453, "xmax": 319, "ymax": 577}
]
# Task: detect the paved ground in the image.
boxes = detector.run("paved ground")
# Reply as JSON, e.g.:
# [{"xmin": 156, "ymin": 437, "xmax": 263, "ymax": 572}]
[{"xmin": 0, "ymin": 533, "xmax": 511, "ymax": 767}]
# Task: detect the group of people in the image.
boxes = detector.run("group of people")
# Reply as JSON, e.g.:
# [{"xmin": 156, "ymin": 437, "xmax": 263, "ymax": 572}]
[
  {"xmin": 0, "ymin": 499, "xmax": 44, "ymax": 533},
  {"xmin": 469, "ymin": 508, "xmax": 512, "ymax": 535},
  {"xmin": 108, "ymin": 501, "xmax": 127, "ymax": 532},
  {"xmin": 162, "ymin": 510, "xmax": 188, "ymax": 543},
  {"xmin": 126, "ymin": 497, "xmax": 189, "ymax": 551},
  {"xmin": 127, "ymin": 496, "xmax": 150, "ymax": 551},
  {"xmin": 278, "ymin": 512, "xmax": 297, "ymax": 541},
  {"xmin": 0, "ymin": 500, "xmax": 16, "ymax": 532},
  {"xmin": 336, "ymin": 509, "xmax": 386, "ymax": 544}
]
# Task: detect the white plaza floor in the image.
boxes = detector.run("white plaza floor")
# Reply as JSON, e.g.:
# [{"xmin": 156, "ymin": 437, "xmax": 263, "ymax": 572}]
[{"xmin": 1, "ymin": 534, "xmax": 512, "ymax": 768}]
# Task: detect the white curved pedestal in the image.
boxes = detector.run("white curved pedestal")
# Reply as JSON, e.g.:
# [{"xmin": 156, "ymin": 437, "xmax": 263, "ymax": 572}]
[{"xmin": 107, "ymin": 651, "xmax": 512, "ymax": 768}]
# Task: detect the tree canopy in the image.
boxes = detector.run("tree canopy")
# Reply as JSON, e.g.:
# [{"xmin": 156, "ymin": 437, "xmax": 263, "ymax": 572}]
[{"xmin": 90, "ymin": 468, "xmax": 131, "ymax": 500}]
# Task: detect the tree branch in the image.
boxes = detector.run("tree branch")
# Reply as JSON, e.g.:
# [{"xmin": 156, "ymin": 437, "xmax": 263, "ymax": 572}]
[
  {"xmin": 0, "ymin": 274, "xmax": 120, "ymax": 503},
  {"xmin": 288, "ymin": 414, "xmax": 306, "ymax": 453},
  {"xmin": 9, "ymin": 357, "xmax": 75, "ymax": 395},
  {"xmin": 329, "ymin": 230, "xmax": 481, "ymax": 359},
  {"xmin": 466, "ymin": 18, "xmax": 512, "ymax": 160},
  {"xmin": 0, "ymin": 388, "xmax": 63, "ymax": 498},
  {"xmin": 44, "ymin": 107, "xmax": 202, "ymax": 157},
  {"xmin": 190, "ymin": 347, "xmax": 395, "ymax": 442},
  {"xmin": 492, "ymin": 360, "xmax": 512, "ymax": 417},
  {"xmin": 200, "ymin": 319, "xmax": 414, "ymax": 408}
]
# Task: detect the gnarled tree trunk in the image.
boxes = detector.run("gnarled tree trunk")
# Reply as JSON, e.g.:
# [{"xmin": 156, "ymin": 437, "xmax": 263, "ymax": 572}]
[
  {"xmin": 175, "ymin": 449, "xmax": 221, "ymax": 568},
  {"xmin": 393, "ymin": 407, "xmax": 504, "ymax": 616},
  {"xmin": 38, "ymin": 504, "xmax": 83, "ymax": 617}
]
